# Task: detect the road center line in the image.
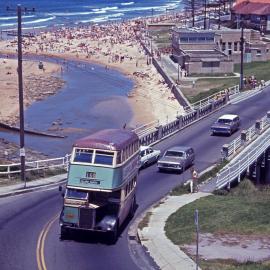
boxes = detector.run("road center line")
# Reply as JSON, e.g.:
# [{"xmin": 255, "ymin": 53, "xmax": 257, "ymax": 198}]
[{"xmin": 36, "ymin": 213, "xmax": 59, "ymax": 270}]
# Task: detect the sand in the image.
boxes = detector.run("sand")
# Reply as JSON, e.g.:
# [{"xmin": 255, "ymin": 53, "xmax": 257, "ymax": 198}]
[{"xmin": 0, "ymin": 58, "xmax": 64, "ymax": 125}]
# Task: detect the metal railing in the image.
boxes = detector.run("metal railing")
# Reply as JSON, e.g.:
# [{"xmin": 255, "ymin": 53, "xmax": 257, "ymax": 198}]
[
  {"xmin": 0, "ymin": 155, "xmax": 70, "ymax": 177},
  {"xmin": 216, "ymin": 128, "xmax": 270, "ymax": 190},
  {"xmin": 222, "ymin": 113, "xmax": 270, "ymax": 158},
  {"xmin": 185, "ymin": 85, "xmax": 239, "ymax": 113}
]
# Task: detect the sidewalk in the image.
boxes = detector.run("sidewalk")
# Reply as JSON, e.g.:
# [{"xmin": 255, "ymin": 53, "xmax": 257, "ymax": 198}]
[
  {"xmin": 0, "ymin": 173, "xmax": 67, "ymax": 198},
  {"xmin": 138, "ymin": 192, "xmax": 211, "ymax": 270}
]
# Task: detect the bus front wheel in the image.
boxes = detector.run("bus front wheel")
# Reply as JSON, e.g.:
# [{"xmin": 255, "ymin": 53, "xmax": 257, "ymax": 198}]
[
  {"xmin": 109, "ymin": 220, "xmax": 119, "ymax": 244},
  {"xmin": 60, "ymin": 227, "xmax": 69, "ymax": 240}
]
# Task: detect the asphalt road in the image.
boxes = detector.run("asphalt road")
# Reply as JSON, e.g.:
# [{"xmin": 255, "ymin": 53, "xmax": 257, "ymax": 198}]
[{"xmin": 0, "ymin": 87, "xmax": 269, "ymax": 270}]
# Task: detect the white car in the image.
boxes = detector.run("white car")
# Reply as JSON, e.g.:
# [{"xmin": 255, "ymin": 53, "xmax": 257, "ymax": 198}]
[{"xmin": 139, "ymin": 146, "xmax": 161, "ymax": 168}]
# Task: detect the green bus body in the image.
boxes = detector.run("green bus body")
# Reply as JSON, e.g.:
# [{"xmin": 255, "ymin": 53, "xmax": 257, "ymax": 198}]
[{"xmin": 59, "ymin": 129, "xmax": 139, "ymax": 241}]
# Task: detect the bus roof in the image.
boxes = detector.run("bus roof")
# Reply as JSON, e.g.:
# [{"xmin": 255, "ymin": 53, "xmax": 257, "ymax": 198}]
[{"xmin": 73, "ymin": 129, "xmax": 139, "ymax": 151}]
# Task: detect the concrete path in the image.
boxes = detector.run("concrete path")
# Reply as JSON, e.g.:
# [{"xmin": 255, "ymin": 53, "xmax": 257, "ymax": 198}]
[
  {"xmin": 138, "ymin": 192, "xmax": 211, "ymax": 270},
  {"xmin": 0, "ymin": 173, "xmax": 67, "ymax": 198}
]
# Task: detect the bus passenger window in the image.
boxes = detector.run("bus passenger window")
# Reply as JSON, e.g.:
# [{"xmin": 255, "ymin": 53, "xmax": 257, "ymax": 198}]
[
  {"xmin": 116, "ymin": 151, "xmax": 121, "ymax": 164},
  {"xmin": 94, "ymin": 150, "xmax": 114, "ymax": 165},
  {"xmin": 73, "ymin": 149, "xmax": 93, "ymax": 163}
]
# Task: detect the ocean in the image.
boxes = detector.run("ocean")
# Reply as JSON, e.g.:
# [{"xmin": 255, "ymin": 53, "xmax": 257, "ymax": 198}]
[{"xmin": 0, "ymin": 0, "xmax": 184, "ymax": 31}]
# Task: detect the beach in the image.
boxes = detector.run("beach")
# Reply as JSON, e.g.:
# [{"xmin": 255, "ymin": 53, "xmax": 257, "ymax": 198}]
[
  {"xmin": 0, "ymin": 17, "xmax": 184, "ymax": 161},
  {"xmin": 0, "ymin": 19, "xmax": 183, "ymax": 127}
]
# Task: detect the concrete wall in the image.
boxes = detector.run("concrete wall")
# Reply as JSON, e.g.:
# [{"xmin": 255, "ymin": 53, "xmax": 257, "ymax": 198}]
[{"xmin": 188, "ymin": 61, "xmax": 234, "ymax": 75}]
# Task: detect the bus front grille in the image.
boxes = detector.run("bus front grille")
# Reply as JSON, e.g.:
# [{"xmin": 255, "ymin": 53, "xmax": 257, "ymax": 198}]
[{"xmin": 79, "ymin": 208, "xmax": 95, "ymax": 229}]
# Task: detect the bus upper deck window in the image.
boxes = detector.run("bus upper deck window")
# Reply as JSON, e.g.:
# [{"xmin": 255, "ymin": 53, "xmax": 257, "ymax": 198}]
[
  {"xmin": 94, "ymin": 150, "xmax": 114, "ymax": 165},
  {"xmin": 74, "ymin": 149, "xmax": 93, "ymax": 163}
]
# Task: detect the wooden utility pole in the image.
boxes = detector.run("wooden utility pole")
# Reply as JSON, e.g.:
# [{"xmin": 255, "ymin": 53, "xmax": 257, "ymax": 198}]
[{"xmin": 17, "ymin": 4, "xmax": 26, "ymax": 187}]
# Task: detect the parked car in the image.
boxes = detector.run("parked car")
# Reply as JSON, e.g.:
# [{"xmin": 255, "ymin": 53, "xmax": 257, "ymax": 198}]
[
  {"xmin": 211, "ymin": 114, "xmax": 240, "ymax": 136},
  {"xmin": 139, "ymin": 146, "xmax": 161, "ymax": 168},
  {"xmin": 157, "ymin": 146, "xmax": 195, "ymax": 173}
]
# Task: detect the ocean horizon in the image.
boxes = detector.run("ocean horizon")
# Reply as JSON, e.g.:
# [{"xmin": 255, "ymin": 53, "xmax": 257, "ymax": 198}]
[{"xmin": 0, "ymin": 0, "xmax": 184, "ymax": 32}]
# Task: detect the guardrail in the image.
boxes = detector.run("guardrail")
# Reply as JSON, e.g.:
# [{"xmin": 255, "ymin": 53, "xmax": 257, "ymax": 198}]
[
  {"xmin": 221, "ymin": 112, "xmax": 270, "ymax": 159},
  {"xmin": 185, "ymin": 84, "xmax": 239, "ymax": 113},
  {"xmin": 216, "ymin": 128, "xmax": 270, "ymax": 190},
  {"xmin": 216, "ymin": 111, "xmax": 270, "ymax": 190},
  {"xmin": 0, "ymin": 155, "xmax": 70, "ymax": 178},
  {"xmin": 138, "ymin": 93, "xmax": 229, "ymax": 146}
]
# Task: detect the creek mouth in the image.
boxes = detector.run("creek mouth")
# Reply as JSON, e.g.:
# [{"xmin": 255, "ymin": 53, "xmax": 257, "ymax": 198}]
[{"xmin": 0, "ymin": 56, "xmax": 134, "ymax": 157}]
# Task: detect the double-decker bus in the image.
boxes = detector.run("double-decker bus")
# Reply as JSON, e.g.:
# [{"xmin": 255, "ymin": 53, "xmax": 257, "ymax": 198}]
[{"xmin": 60, "ymin": 129, "xmax": 139, "ymax": 242}]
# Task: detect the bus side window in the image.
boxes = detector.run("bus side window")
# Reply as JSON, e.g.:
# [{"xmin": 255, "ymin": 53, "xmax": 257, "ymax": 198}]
[{"xmin": 117, "ymin": 151, "xmax": 121, "ymax": 164}]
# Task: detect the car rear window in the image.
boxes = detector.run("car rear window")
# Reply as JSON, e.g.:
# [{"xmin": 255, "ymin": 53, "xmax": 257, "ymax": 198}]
[
  {"xmin": 165, "ymin": 151, "xmax": 184, "ymax": 157},
  {"xmin": 218, "ymin": 118, "xmax": 232, "ymax": 124}
]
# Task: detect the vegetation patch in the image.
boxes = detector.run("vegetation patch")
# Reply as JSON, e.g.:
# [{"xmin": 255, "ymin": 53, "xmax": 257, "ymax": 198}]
[{"xmin": 166, "ymin": 180, "xmax": 270, "ymax": 269}]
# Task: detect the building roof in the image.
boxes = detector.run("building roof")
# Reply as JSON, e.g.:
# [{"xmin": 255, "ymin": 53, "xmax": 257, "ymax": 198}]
[
  {"xmin": 232, "ymin": 1, "xmax": 270, "ymax": 15},
  {"xmin": 235, "ymin": 0, "xmax": 270, "ymax": 3},
  {"xmin": 73, "ymin": 129, "xmax": 138, "ymax": 151}
]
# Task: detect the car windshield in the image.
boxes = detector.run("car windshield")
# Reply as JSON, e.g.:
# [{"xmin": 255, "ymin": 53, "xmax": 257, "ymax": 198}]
[
  {"xmin": 217, "ymin": 118, "xmax": 232, "ymax": 125},
  {"xmin": 165, "ymin": 150, "xmax": 184, "ymax": 158}
]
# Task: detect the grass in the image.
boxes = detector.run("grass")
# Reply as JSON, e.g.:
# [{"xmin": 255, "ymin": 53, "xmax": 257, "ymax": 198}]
[
  {"xmin": 175, "ymin": 61, "xmax": 270, "ymax": 104},
  {"xmin": 166, "ymin": 180, "xmax": 270, "ymax": 245},
  {"xmin": 200, "ymin": 260, "xmax": 270, "ymax": 270},
  {"xmin": 235, "ymin": 61, "xmax": 270, "ymax": 82},
  {"xmin": 182, "ymin": 77, "xmax": 240, "ymax": 104},
  {"xmin": 165, "ymin": 180, "xmax": 270, "ymax": 269}
]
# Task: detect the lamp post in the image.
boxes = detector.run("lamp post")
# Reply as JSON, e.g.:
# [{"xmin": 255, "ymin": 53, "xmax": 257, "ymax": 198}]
[
  {"xmin": 204, "ymin": 0, "xmax": 207, "ymax": 30},
  {"xmin": 240, "ymin": 20, "xmax": 244, "ymax": 90}
]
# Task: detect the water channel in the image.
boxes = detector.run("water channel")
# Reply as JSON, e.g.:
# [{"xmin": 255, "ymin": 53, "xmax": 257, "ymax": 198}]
[{"xmin": 0, "ymin": 57, "xmax": 133, "ymax": 157}]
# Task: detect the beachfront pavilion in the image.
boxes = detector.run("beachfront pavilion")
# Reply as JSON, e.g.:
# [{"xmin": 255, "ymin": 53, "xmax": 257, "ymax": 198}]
[
  {"xmin": 231, "ymin": 0, "xmax": 270, "ymax": 34},
  {"xmin": 171, "ymin": 29, "xmax": 233, "ymax": 75},
  {"xmin": 215, "ymin": 28, "xmax": 270, "ymax": 63}
]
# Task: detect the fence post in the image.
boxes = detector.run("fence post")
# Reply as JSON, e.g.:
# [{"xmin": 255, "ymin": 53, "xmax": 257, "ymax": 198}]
[
  {"xmin": 255, "ymin": 120, "xmax": 262, "ymax": 135},
  {"xmin": 241, "ymin": 130, "xmax": 247, "ymax": 146},
  {"xmin": 7, "ymin": 165, "xmax": 11, "ymax": 180},
  {"xmin": 156, "ymin": 125, "xmax": 163, "ymax": 140},
  {"xmin": 238, "ymin": 160, "xmax": 241, "ymax": 183},
  {"xmin": 267, "ymin": 111, "xmax": 270, "ymax": 124},
  {"xmin": 177, "ymin": 115, "xmax": 183, "ymax": 130},
  {"xmin": 196, "ymin": 109, "xmax": 200, "ymax": 120},
  {"xmin": 221, "ymin": 144, "xmax": 230, "ymax": 159}
]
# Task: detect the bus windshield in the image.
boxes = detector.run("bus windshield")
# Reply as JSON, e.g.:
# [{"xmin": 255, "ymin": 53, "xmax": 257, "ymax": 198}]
[
  {"xmin": 66, "ymin": 189, "xmax": 88, "ymax": 200},
  {"xmin": 94, "ymin": 150, "xmax": 114, "ymax": 165},
  {"xmin": 74, "ymin": 149, "xmax": 93, "ymax": 163}
]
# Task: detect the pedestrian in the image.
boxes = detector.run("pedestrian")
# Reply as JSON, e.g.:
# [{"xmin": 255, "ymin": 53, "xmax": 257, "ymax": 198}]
[{"xmin": 190, "ymin": 167, "xmax": 199, "ymax": 192}]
